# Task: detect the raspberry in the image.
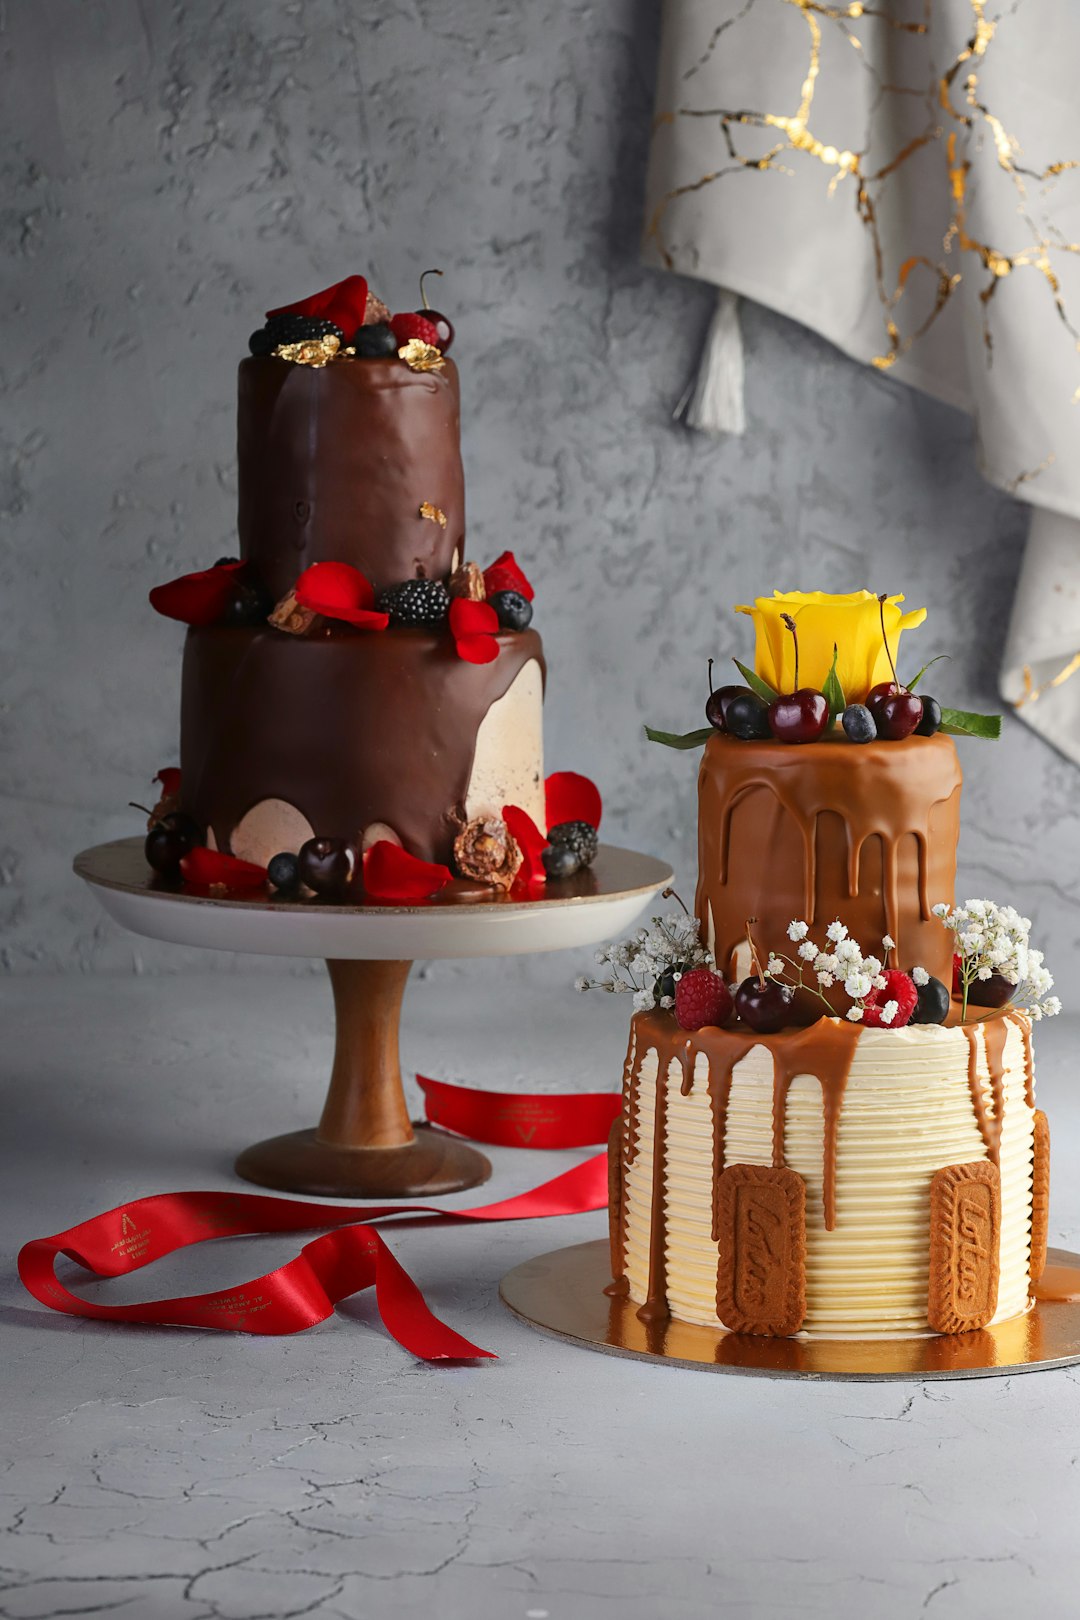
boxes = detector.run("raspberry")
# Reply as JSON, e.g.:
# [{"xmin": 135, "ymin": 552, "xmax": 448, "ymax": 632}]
[
  {"xmin": 860, "ymin": 969, "xmax": 918, "ymax": 1029},
  {"xmin": 548, "ymin": 820, "xmax": 598, "ymax": 867},
  {"xmin": 377, "ymin": 578, "xmax": 450, "ymax": 628},
  {"xmin": 674, "ymin": 969, "xmax": 733, "ymax": 1031},
  {"xmin": 390, "ymin": 312, "xmax": 442, "ymax": 349}
]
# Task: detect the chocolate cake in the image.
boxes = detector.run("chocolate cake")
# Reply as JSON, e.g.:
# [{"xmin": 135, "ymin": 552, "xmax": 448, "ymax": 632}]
[
  {"xmin": 595, "ymin": 590, "xmax": 1059, "ymax": 1341},
  {"xmin": 144, "ymin": 272, "xmax": 570, "ymax": 902}
]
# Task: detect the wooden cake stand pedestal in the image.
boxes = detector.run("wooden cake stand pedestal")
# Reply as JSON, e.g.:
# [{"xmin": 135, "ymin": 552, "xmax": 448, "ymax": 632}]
[{"xmin": 74, "ymin": 838, "xmax": 672, "ymax": 1200}]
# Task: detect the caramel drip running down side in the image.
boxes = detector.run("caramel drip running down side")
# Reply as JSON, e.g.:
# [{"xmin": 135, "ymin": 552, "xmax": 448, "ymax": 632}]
[
  {"xmin": 1006, "ymin": 1010, "xmax": 1035, "ymax": 1109},
  {"xmin": 963, "ymin": 1016, "xmax": 1011, "ymax": 1167},
  {"xmin": 624, "ymin": 1011, "xmax": 863, "ymax": 1310},
  {"xmin": 605, "ymin": 1026, "xmax": 643, "ymax": 1297}
]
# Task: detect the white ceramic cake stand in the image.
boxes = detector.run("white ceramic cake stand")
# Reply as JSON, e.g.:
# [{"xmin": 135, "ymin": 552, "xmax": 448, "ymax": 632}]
[{"xmin": 74, "ymin": 837, "xmax": 672, "ymax": 1199}]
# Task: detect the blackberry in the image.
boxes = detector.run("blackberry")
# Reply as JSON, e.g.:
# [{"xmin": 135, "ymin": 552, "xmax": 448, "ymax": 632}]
[
  {"xmin": 548, "ymin": 820, "xmax": 598, "ymax": 867},
  {"xmin": 250, "ymin": 313, "xmax": 346, "ymax": 353},
  {"xmin": 222, "ymin": 581, "xmax": 272, "ymax": 626},
  {"xmin": 378, "ymin": 577, "xmax": 450, "ymax": 628},
  {"xmin": 490, "ymin": 589, "xmax": 533, "ymax": 632}
]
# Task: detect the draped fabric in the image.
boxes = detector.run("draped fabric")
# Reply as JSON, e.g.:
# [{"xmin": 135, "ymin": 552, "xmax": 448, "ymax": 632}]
[{"xmin": 644, "ymin": 0, "xmax": 1080, "ymax": 762}]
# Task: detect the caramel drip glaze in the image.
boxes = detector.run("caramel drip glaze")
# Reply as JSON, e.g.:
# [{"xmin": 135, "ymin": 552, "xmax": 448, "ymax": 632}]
[
  {"xmin": 609, "ymin": 1010, "xmax": 862, "ymax": 1323},
  {"xmin": 695, "ymin": 733, "xmax": 962, "ymax": 1021},
  {"xmin": 961, "ymin": 1010, "xmax": 1031, "ymax": 1167}
]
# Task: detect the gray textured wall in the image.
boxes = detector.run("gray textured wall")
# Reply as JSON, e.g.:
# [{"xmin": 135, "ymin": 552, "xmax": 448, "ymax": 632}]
[{"xmin": 3, "ymin": 1, "xmax": 1076, "ymax": 984}]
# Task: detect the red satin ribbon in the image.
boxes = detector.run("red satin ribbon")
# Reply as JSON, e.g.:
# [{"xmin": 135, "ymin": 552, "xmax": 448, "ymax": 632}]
[
  {"xmin": 417, "ymin": 1075, "xmax": 620, "ymax": 1149},
  {"xmin": 18, "ymin": 1078, "xmax": 617, "ymax": 1360}
]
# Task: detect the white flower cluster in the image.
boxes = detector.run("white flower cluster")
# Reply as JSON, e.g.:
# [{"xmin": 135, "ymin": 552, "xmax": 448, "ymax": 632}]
[
  {"xmin": 575, "ymin": 902, "xmax": 713, "ymax": 1012},
  {"xmin": 933, "ymin": 899, "xmax": 1061, "ymax": 1020},
  {"xmin": 779, "ymin": 917, "xmax": 905, "ymax": 1022}
]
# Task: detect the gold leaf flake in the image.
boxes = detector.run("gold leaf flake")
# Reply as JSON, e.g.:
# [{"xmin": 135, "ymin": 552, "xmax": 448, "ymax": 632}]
[
  {"xmin": 273, "ymin": 335, "xmax": 341, "ymax": 368},
  {"xmin": 419, "ymin": 501, "xmax": 448, "ymax": 527},
  {"xmin": 398, "ymin": 339, "xmax": 446, "ymax": 372}
]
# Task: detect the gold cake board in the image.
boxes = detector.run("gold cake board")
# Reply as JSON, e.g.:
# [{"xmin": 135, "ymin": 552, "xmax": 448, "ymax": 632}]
[{"xmin": 500, "ymin": 1240, "xmax": 1080, "ymax": 1381}]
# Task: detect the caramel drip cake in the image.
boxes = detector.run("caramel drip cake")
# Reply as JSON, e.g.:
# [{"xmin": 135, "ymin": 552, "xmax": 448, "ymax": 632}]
[{"xmin": 597, "ymin": 590, "xmax": 1059, "ymax": 1341}]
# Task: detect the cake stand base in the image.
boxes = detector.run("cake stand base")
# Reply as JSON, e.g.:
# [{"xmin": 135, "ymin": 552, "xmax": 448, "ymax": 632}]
[
  {"xmin": 500, "ymin": 1240, "xmax": 1080, "ymax": 1381},
  {"xmin": 235, "ymin": 1123, "xmax": 491, "ymax": 1199}
]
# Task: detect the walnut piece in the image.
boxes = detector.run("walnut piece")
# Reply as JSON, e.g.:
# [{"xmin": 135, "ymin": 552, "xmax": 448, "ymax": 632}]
[
  {"xmin": 269, "ymin": 589, "xmax": 318, "ymax": 636},
  {"xmin": 448, "ymin": 561, "xmax": 486, "ymax": 601},
  {"xmin": 453, "ymin": 817, "xmax": 522, "ymax": 891}
]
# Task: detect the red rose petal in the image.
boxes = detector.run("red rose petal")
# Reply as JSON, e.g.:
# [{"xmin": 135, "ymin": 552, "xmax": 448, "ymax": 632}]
[
  {"xmin": 483, "ymin": 550, "xmax": 534, "ymax": 602},
  {"xmin": 267, "ymin": 275, "xmax": 369, "ymax": 336},
  {"xmin": 155, "ymin": 768, "xmax": 182, "ymax": 797},
  {"xmin": 449, "ymin": 596, "xmax": 500, "ymax": 663},
  {"xmin": 179, "ymin": 847, "xmax": 267, "ymax": 890},
  {"xmin": 503, "ymin": 805, "xmax": 548, "ymax": 886},
  {"xmin": 294, "ymin": 561, "xmax": 389, "ymax": 630},
  {"xmin": 545, "ymin": 771, "xmax": 602, "ymax": 833},
  {"xmin": 149, "ymin": 560, "xmax": 246, "ymax": 628},
  {"xmin": 363, "ymin": 841, "xmax": 453, "ymax": 905}
]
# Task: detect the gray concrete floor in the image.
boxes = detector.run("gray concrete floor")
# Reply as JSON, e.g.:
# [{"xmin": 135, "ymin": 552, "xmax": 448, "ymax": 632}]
[{"xmin": 3, "ymin": 969, "xmax": 1080, "ymax": 1620}]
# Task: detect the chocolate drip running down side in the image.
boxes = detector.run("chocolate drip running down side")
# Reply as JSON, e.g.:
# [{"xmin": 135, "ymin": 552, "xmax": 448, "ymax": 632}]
[
  {"xmin": 695, "ymin": 733, "xmax": 962, "ymax": 1019},
  {"xmin": 181, "ymin": 625, "xmax": 545, "ymax": 866},
  {"xmin": 611, "ymin": 1011, "xmax": 863, "ymax": 1323},
  {"xmin": 237, "ymin": 356, "xmax": 466, "ymax": 601}
]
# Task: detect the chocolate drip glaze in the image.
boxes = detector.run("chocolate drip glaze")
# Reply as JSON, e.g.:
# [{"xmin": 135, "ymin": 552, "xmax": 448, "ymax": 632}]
[
  {"xmin": 237, "ymin": 356, "xmax": 466, "ymax": 601},
  {"xmin": 695, "ymin": 733, "xmax": 961, "ymax": 1020},
  {"xmin": 181, "ymin": 625, "xmax": 545, "ymax": 865},
  {"xmin": 613, "ymin": 1011, "xmax": 863, "ymax": 1322}
]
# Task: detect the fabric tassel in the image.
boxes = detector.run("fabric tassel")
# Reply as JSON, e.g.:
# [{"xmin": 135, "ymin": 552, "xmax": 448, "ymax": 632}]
[{"xmin": 675, "ymin": 288, "xmax": 746, "ymax": 437}]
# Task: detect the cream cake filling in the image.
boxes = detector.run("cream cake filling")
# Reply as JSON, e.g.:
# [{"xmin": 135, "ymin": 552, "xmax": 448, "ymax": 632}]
[
  {"xmin": 465, "ymin": 657, "xmax": 545, "ymax": 828},
  {"xmin": 622, "ymin": 1020, "xmax": 1035, "ymax": 1340}
]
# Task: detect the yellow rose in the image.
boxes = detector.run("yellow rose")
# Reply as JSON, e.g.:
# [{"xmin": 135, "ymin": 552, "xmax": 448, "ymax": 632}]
[{"xmin": 735, "ymin": 590, "xmax": 927, "ymax": 701}]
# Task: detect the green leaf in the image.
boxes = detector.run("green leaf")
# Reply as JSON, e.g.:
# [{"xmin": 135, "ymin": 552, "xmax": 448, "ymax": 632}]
[
  {"xmin": 938, "ymin": 707, "xmax": 1002, "ymax": 740},
  {"xmin": 908, "ymin": 654, "xmax": 951, "ymax": 693},
  {"xmin": 732, "ymin": 659, "xmax": 778, "ymax": 703},
  {"xmin": 644, "ymin": 725, "xmax": 715, "ymax": 751},
  {"xmin": 821, "ymin": 642, "xmax": 846, "ymax": 720}
]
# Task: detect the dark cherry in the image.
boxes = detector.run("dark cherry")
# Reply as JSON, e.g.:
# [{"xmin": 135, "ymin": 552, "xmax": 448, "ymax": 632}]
[
  {"xmin": 145, "ymin": 812, "xmax": 202, "ymax": 874},
  {"xmin": 876, "ymin": 688, "xmax": 924, "ymax": 741},
  {"xmin": 966, "ymin": 972, "xmax": 1015, "ymax": 1009},
  {"xmin": 298, "ymin": 836, "xmax": 359, "ymax": 899},
  {"xmin": 706, "ymin": 683, "xmax": 751, "ymax": 732},
  {"xmin": 768, "ymin": 688, "xmax": 829, "ymax": 744},
  {"xmin": 910, "ymin": 973, "xmax": 950, "ymax": 1025},
  {"xmin": 734, "ymin": 976, "xmax": 794, "ymax": 1033},
  {"xmin": 724, "ymin": 691, "xmax": 772, "ymax": 741},
  {"xmin": 915, "ymin": 694, "xmax": 942, "ymax": 736}
]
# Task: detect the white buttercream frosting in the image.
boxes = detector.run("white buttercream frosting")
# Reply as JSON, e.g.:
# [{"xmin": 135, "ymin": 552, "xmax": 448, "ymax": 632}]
[{"xmin": 621, "ymin": 1019, "xmax": 1035, "ymax": 1340}]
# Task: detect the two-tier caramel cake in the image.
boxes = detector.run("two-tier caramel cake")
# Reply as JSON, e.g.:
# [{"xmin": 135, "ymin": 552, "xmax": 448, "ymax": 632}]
[{"xmin": 602, "ymin": 590, "xmax": 1057, "ymax": 1341}]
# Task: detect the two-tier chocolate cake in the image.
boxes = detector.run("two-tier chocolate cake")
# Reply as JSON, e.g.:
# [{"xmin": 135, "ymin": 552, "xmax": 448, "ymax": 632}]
[
  {"xmin": 142, "ymin": 272, "xmax": 599, "ymax": 903},
  {"xmin": 591, "ymin": 590, "xmax": 1059, "ymax": 1341}
]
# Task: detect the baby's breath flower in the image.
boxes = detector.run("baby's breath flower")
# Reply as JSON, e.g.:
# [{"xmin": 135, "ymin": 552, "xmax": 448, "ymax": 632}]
[
  {"xmin": 879, "ymin": 999, "xmax": 899, "ymax": 1026},
  {"xmin": 826, "ymin": 920, "xmax": 848, "ymax": 944},
  {"xmin": 882, "ymin": 934, "xmax": 896, "ymax": 952},
  {"xmin": 788, "ymin": 920, "xmax": 809, "ymax": 941},
  {"xmin": 574, "ymin": 976, "xmax": 589, "ymax": 992},
  {"xmin": 846, "ymin": 1006, "xmax": 864, "ymax": 1022},
  {"xmin": 798, "ymin": 940, "xmax": 818, "ymax": 962},
  {"xmin": 911, "ymin": 965, "xmax": 929, "ymax": 987},
  {"xmin": 767, "ymin": 955, "xmax": 784, "ymax": 976}
]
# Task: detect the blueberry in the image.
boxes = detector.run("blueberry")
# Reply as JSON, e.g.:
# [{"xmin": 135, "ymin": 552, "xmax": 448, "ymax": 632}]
[
  {"xmin": 910, "ymin": 973, "xmax": 950, "ymax": 1025},
  {"xmin": 915, "ymin": 695, "xmax": 942, "ymax": 736},
  {"xmin": 490, "ymin": 590, "xmax": 533, "ymax": 632},
  {"xmin": 222, "ymin": 582, "xmax": 271, "ymax": 626},
  {"xmin": 248, "ymin": 327, "xmax": 275, "ymax": 356},
  {"xmin": 842, "ymin": 703, "xmax": 876, "ymax": 744},
  {"xmin": 351, "ymin": 322, "xmax": 399, "ymax": 358},
  {"xmin": 724, "ymin": 691, "xmax": 771, "ymax": 741},
  {"xmin": 542, "ymin": 843, "xmax": 580, "ymax": 880},
  {"xmin": 267, "ymin": 852, "xmax": 300, "ymax": 892}
]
